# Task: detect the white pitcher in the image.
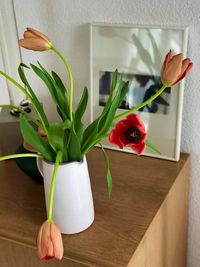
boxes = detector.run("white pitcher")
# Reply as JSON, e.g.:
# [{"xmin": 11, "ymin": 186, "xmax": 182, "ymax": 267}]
[{"xmin": 37, "ymin": 156, "xmax": 94, "ymax": 234}]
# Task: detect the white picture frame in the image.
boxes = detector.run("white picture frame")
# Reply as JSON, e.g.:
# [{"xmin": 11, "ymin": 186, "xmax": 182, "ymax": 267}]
[{"xmin": 90, "ymin": 23, "xmax": 188, "ymax": 161}]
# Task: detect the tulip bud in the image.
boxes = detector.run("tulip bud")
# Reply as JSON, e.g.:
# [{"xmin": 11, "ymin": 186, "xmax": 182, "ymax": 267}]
[
  {"xmin": 37, "ymin": 220, "xmax": 63, "ymax": 260},
  {"xmin": 19, "ymin": 27, "xmax": 52, "ymax": 51},
  {"xmin": 161, "ymin": 50, "xmax": 193, "ymax": 86}
]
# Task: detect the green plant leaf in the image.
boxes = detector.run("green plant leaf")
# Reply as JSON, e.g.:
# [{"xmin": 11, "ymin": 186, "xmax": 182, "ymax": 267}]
[
  {"xmin": 98, "ymin": 80, "xmax": 129, "ymax": 135},
  {"xmin": 30, "ymin": 64, "xmax": 58, "ymax": 103},
  {"xmin": 37, "ymin": 62, "xmax": 68, "ymax": 114},
  {"xmin": 99, "ymin": 143, "xmax": 112, "ymax": 198},
  {"xmin": 51, "ymin": 71, "xmax": 68, "ymax": 97},
  {"xmin": 74, "ymin": 87, "xmax": 88, "ymax": 140},
  {"xmin": 19, "ymin": 114, "xmax": 54, "ymax": 162},
  {"xmin": 18, "ymin": 63, "xmax": 49, "ymax": 131},
  {"xmin": 111, "ymin": 69, "xmax": 119, "ymax": 94},
  {"xmin": 48, "ymin": 122, "xmax": 65, "ymax": 152},
  {"xmin": 145, "ymin": 139, "xmax": 161, "ymax": 155},
  {"xmin": 81, "ymin": 119, "xmax": 100, "ymax": 153},
  {"xmin": 31, "ymin": 63, "xmax": 69, "ymax": 121},
  {"xmin": 67, "ymin": 122, "xmax": 82, "ymax": 162},
  {"xmin": 81, "ymin": 71, "xmax": 123, "ymax": 154}
]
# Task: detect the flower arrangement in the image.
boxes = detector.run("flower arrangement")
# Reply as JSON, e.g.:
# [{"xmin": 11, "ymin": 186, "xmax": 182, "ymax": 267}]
[{"xmin": 0, "ymin": 27, "xmax": 192, "ymax": 260}]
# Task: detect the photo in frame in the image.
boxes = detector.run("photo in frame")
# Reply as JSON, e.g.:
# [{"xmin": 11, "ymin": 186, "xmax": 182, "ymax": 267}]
[{"xmin": 90, "ymin": 23, "xmax": 188, "ymax": 161}]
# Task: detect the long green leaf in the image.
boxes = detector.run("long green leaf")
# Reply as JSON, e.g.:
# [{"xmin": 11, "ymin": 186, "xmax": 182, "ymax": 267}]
[
  {"xmin": 18, "ymin": 64, "xmax": 49, "ymax": 131},
  {"xmin": 19, "ymin": 115, "xmax": 54, "ymax": 162},
  {"xmin": 111, "ymin": 69, "xmax": 119, "ymax": 94},
  {"xmin": 48, "ymin": 123, "xmax": 65, "ymax": 153},
  {"xmin": 30, "ymin": 64, "xmax": 58, "ymax": 103},
  {"xmin": 81, "ymin": 71, "xmax": 125, "ymax": 154},
  {"xmin": 51, "ymin": 71, "xmax": 68, "ymax": 97},
  {"xmin": 99, "ymin": 144, "xmax": 112, "ymax": 198},
  {"xmin": 67, "ymin": 122, "xmax": 82, "ymax": 162},
  {"xmin": 31, "ymin": 63, "xmax": 69, "ymax": 121},
  {"xmin": 74, "ymin": 87, "xmax": 88, "ymax": 140},
  {"xmin": 99, "ymin": 81, "xmax": 129, "ymax": 135},
  {"xmin": 145, "ymin": 139, "xmax": 161, "ymax": 155},
  {"xmin": 81, "ymin": 119, "xmax": 100, "ymax": 153},
  {"xmin": 38, "ymin": 62, "xmax": 68, "ymax": 112}
]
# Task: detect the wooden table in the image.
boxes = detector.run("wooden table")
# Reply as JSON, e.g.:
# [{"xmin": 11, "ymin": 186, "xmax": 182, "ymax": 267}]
[{"xmin": 0, "ymin": 148, "xmax": 189, "ymax": 267}]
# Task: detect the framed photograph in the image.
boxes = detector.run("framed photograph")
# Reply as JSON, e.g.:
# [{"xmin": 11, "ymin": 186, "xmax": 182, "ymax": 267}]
[{"xmin": 90, "ymin": 23, "xmax": 188, "ymax": 161}]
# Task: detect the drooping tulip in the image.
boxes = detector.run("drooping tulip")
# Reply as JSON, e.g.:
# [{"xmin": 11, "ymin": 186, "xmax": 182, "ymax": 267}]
[
  {"xmin": 161, "ymin": 50, "xmax": 193, "ymax": 86},
  {"xmin": 19, "ymin": 27, "xmax": 52, "ymax": 51},
  {"xmin": 109, "ymin": 114, "xmax": 146, "ymax": 154},
  {"xmin": 37, "ymin": 220, "xmax": 63, "ymax": 260}
]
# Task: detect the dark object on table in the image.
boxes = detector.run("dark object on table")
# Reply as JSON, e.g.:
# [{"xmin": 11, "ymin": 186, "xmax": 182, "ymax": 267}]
[{"xmin": 15, "ymin": 144, "xmax": 43, "ymax": 184}]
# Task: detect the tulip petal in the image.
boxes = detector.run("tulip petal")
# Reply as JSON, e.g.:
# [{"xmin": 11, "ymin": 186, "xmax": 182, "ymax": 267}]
[
  {"xmin": 129, "ymin": 141, "xmax": 145, "ymax": 154},
  {"xmin": 23, "ymin": 30, "xmax": 36, "ymax": 39},
  {"xmin": 40, "ymin": 222, "xmax": 51, "ymax": 258},
  {"xmin": 109, "ymin": 129, "xmax": 124, "ymax": 148},
  {"xmin": 161, "ymin": 50, "xmax": 172, "ymax": 75},
  {"xmin": 50, "ymin": 223, "xmax": 63, "ymax": 260},
  {"xmin": 173, "ymin": 62, "xmax": 193, "ymax": 85},
  {"xmin": 27, "ymin": 27, "xmax": 50, "ymax": 42},
  {"xmin": 19, "ymin": 38, "xmax": 50, "ymax": 51}
]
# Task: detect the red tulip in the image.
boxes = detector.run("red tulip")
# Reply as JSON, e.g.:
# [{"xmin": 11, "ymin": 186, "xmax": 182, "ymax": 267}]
[
  {"xmin": 109, "ymin": 114, "xmax": 146, "ymax": 154},
  {"xmin": 161, "ymin": 50, "xmax": 193, "ymax": 86},
  {"xmin": 19, "ymin": 27, "xmax": 52, "ymax": 51},
  {"xmin": 37, "ymin": 220, "xmax": 63, "ymax": 260}
]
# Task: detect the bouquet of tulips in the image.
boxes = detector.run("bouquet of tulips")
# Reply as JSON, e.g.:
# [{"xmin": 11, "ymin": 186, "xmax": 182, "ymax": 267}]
[{"xmin": 0, "ymin": 27, "xmax": 192, "ymax": 260}]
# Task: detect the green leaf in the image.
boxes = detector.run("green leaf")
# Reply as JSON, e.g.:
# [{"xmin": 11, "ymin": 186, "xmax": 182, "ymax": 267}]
[
  {"xmin": 74, "ymin": 87, "xmax": 88, "ymax": 140},
  {"xmin": 145, "ymin": 139, "xmax": 161, "ymax": 155},
  {"xmin": 64, "ymin": 118, "xmax": 72, "ymax": 129},
  {"xmin": 67, "ymin": 122, "xmax": 82, "ymax": 162},
  {"xmin": 30, "ymin": 64, "xmax": 58, "ymax": 103},
  {"xmin": 48, "ymin": 123, "xmax": 65, "ymax": 152},
  {"xmin": 81, "ymin": 73, "xmax": 128, "ymax": 154},
  {"xmin": 81, "ymin": 119, "xmax": 100, "ymax": 153},
  {"xmin": 38, "ymin": 62, "xmax": 68, "ymax": 114},
  {"xmin": 99, "ymin": 80, "xmax": 129, "ymax": 135},
  {"xmin": 18, "ymin": 63, "xmax": 49, "ymax": 131},
  {"xmin": 31, "ymin": 63, "xmax": 69, "ymax": 121},
  {"xmin": 99, "ymin": 144, "xmax": 112, "ymax": 198},
  {"xmin": 51, "ymin": 71, "xmax": 68, "ymax": 97},
  {"xmin": 19, "ymin": 115, "xmax": 54, "ymax": 162},
  {"xmin": 111, "ymin": 69, "xmax": 119, "ymax": 93}
]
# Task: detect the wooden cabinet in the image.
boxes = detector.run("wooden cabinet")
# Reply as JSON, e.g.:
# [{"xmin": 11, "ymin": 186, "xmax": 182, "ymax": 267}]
[{"xmin": 0, "ymin": 148, "xmax": 189, "ymax": 267}]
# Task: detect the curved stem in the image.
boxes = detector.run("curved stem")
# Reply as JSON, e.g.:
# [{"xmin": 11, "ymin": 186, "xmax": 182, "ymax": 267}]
[
  {"xmin": 0, "ymin": 70, "xmax": 32, "ymax": 100},
  {"xmin": 114, "ymin": 84, "xmax": 167, "ymax": 120},
  {"xmin": 47, "ymin": 150, "xmax": 62, "ymax": 222},
  {"xmin": 0, "ymin": 153, "xmax": 43, "ymax": 161},
  {"xmin": 0, "ymin": 104, "xmax": 42, "ymax": 128},
  {"xmin": 51, "ymin": 46, "xmax": 74, "ymax": 121}
]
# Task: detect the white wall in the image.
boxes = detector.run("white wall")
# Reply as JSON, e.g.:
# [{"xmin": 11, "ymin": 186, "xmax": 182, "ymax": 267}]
[{"xmin": 13, "ymin": 0, "xmax": 200, "ymax": 266}]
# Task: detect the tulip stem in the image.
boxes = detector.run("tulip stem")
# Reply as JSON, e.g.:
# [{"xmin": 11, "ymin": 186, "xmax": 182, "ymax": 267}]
[
  {"xmin": 51, "ymin": 46, "xmax": 74, "ymax": 122},
  {"xmin": 0, "ymin": 70, "xmax": 32, "ymax": 100},
  {"xmin": 114, "ymin": 84, "xmax": 167, "ymax": 120},
  {"xmin": 0, "ymin": 104, "xmax": 42, "ymax": 128},
  {"xmin": 47, "ymin": 150, "xmax": 62, "ymax": 223},
  {"xmin": 0, "ymin": 153, "xmax": 43, "ymax": 161}
]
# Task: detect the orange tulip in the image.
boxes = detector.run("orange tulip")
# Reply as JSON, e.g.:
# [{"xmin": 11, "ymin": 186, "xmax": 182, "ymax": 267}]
[
  {"xmin": 161, "ymin": 50, "xmax": 193, "ymax": 86},
  {"xmin": 37, "ymin": 220, "xmax": 63, "ymax": 260},
  {"xmin": 19, "ymin": 27, "xmax": 52, "ymax": 51}
]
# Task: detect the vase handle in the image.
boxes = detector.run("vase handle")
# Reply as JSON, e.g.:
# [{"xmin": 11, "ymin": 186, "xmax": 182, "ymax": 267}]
[{"xmin": 36, "ymin": 157, "xmax": 44, "ymax": 177}]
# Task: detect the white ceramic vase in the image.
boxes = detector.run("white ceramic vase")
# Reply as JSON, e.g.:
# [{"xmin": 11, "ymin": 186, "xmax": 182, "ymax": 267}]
[{"xmin": 37, "ymin": 156, "xmax": 94, "ymax": 234}]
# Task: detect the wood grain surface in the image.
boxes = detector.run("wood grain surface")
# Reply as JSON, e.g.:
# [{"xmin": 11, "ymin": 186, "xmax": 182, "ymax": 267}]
[{"xmin": 0, "ymin": 147, "xmax": 189, "ymax": 267}]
